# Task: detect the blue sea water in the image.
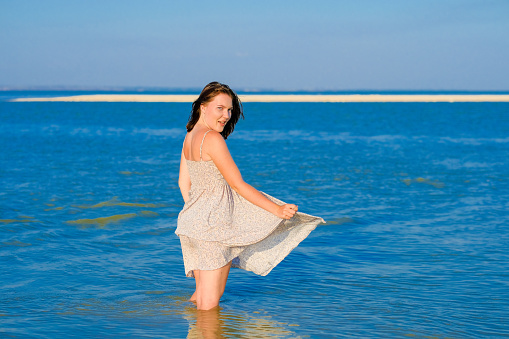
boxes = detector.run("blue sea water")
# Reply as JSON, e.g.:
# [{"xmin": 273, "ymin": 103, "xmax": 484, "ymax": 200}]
[{"xmin": 0, "ymin": 93, "xmax": 508, "ymax": 338}]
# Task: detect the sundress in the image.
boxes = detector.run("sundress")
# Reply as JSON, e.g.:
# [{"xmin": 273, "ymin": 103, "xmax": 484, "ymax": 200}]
[{"xmin": 176, "ymin": 130, "xmax": 325, "ymax": 277}]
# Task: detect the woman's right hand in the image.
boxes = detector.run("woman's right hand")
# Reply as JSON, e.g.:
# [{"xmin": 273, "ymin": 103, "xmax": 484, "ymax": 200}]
[{"xmin": 276, "ymin": 204, "xmax": 298, "ymax": 220}]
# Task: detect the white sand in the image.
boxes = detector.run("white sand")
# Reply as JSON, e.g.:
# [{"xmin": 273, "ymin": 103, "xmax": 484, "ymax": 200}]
[{"xmin": 10, "ymin": 94, "xmax": 509, "ymax": 102}]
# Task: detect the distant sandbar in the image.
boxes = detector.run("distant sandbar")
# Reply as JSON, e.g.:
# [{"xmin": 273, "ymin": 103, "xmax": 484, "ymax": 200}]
[{"xmin": 11, "ymin": 94, "xmax": 509, "ymax": 103}]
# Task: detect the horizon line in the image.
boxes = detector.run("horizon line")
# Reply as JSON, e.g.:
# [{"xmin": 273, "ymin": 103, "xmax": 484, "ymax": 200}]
[
  {"xmin": 2, "ymin": 86, "xmax": 509, "ymax": 94},
  {"xmin": 10, "ymin": 94, "xmax": 509, "ymax": 103}
]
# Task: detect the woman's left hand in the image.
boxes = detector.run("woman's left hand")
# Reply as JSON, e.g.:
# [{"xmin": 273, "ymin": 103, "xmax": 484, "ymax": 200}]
[{"xmin": 276, "ymin": 204, "xmax": 298, "ymax": 220}]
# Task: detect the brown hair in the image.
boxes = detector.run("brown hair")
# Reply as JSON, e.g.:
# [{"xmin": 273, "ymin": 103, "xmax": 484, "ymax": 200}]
[{"xmin": 186, "ymin": 82, "xmax": 244, "ymax": 139}]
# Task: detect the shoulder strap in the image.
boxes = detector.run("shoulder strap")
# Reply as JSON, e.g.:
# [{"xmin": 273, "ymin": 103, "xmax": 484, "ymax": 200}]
[{"xmin": 200, "ymin": 130, "xmax": 213, "ymax": 161}]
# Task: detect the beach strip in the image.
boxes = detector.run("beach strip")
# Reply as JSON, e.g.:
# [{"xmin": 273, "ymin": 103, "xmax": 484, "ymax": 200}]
[{"xmin": 10, "ymin": 94, "xmax": 509, "ymax": 103}]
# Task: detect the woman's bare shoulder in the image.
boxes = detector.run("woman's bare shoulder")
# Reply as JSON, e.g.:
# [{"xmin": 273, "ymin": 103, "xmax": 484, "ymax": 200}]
[
  {"xmin": 204, "ymin": 129, "xmax": 224, "ymax": 142},
  {"xmin": 202, "ymin": 130, "xmax": 228, "ymax": 159},
  {"xmin": 196, "ymin": 130, "xmax": 222, "ymax": 149}
]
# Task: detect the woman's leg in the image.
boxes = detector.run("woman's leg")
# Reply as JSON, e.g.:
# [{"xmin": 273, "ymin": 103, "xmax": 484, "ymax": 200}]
[
  {"xmin": 194, "ymin": 261, "xmax": 232, "ymax": 310},
  {"xmin": 189, "ymin": 271, "xmax": 199, "ymax": 302}
]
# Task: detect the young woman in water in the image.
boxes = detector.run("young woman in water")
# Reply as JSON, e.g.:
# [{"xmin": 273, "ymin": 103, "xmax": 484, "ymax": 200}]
[{"xmin": 176, "ymin": 82, "xmax": 323, "ymax": 310}]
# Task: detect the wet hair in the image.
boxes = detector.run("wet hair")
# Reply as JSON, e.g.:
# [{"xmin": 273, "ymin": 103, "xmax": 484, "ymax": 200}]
[{"xmin": 186, "ymin": 82, "xmax": 244, "ymax": 139}]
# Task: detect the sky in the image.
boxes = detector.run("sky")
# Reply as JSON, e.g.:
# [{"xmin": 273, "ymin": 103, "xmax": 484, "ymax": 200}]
[{"xmin": 1, "ymin": 0, "xmax": 508, "ymax": 91}]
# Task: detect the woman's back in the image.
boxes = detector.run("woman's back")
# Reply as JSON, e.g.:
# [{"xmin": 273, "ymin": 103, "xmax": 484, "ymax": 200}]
[{"xmin": 183, "ymin": 128, "xmax": 213, "ymax": 162}]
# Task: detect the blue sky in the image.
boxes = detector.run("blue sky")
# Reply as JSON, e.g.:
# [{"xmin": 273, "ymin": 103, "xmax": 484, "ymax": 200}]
[{"xmin": 1, "ymin": 0, "xmax": 508, "ymax": 91}]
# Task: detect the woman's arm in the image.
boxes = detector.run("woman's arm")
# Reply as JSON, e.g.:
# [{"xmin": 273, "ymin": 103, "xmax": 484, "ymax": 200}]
[
  {"xmin": 204, "ymin": 131, "xmax": 297, "ymax": 219},
  {"xmin": 178, "ymin": 149, "xmax": 191, "ymax": 203}
]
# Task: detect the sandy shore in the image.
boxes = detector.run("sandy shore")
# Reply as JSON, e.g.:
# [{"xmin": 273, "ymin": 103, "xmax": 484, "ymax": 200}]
[{"xmin": 10, "ymin": 94, "xmax": 509, "ymax": 102}]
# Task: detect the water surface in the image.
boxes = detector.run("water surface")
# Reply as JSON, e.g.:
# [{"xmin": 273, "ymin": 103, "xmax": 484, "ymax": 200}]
[{"xmin": 1, "ymin": 97, "xmax": 508, "ymax": 337}]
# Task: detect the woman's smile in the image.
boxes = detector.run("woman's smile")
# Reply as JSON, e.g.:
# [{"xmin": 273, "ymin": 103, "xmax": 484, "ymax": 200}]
[{"xmin": 201, "ymin": 93, "xmax": 233, "ymax": 132}]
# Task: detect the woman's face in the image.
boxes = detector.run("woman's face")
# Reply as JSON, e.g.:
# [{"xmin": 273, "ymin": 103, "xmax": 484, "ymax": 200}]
[{"xmin": 200, "ymin": 93, "xmax": 233, "ymax": 133}]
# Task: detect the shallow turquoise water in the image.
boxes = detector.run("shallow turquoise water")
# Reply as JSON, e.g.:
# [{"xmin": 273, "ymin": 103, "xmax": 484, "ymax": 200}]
[{"xmin": 1, "ymin": 96, "xmax": 508, "ymax": 338}]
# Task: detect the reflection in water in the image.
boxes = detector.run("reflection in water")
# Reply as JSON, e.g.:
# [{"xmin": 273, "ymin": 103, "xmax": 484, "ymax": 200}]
[
  {"xmin": 184, "ymin": 305, "xmax": 301, "ymax": 339},
  {"xmin": 186, "ymin": 307, "xmax": 224, "ymax": 339},
  {"xmin": 57, "ymin": 296, "xmax": 301, "ymax": 338}
]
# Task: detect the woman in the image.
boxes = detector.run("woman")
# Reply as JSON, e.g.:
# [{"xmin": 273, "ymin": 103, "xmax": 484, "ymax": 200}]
[{"xmin": 176, "ymin": 82, "xmax": 324, "ymax": 310}]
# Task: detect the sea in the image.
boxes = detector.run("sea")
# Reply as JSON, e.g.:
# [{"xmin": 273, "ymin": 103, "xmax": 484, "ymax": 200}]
[{"xmin": 1, "ymin": 91, "xmax": 508, "ymax": 338}]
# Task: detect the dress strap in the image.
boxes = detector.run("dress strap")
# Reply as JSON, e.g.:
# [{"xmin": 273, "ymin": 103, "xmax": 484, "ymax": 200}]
[{"xmin": 200, "ymin": 130, "xmax": 213, "ymax": 161}]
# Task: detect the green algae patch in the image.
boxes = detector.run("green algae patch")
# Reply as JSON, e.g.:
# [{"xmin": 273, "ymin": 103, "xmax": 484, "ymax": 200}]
[
  {"xmin": 3, "ymin": 240, "xmax": 32, "ymax": 247},
  {"xmin": 76, "ymin": 197, "xmax": 164, "ymax": 209},
  {"xmin": 324, "ymin": 217, "xmax": 354, "ymax": 226},
  {"xmin": 0, "ymin": 218, "xmax": 37, "ymax": 224},
  {"xmin": 119, "ymin": 171, "xmax": 147, "ymax": 176},
  {"xmin": 66, "ymin": 213, "xmax": 137, "ymax": 229},
  {"xmin": 0, "ymin": 219, "xmax": 19, "ymax": 224},
  {"xmin": 44, "ymin": 206, "xmax": 64, "ymax": 211},
  {"xmin": 139, "ymin": 210, "xmax": 159, "ymax": 217},
  {"xmin": 402, "ymin": 177, "xmax": 445, "ymax": 188}
]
